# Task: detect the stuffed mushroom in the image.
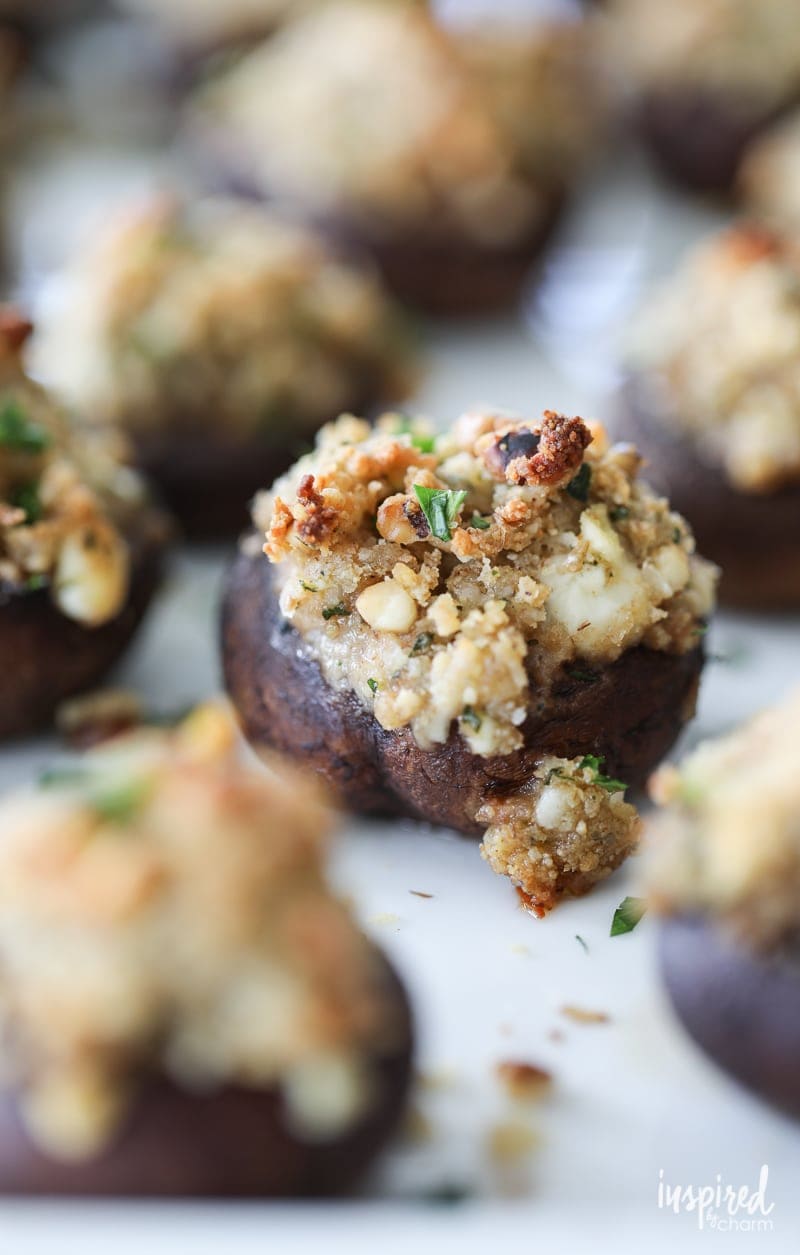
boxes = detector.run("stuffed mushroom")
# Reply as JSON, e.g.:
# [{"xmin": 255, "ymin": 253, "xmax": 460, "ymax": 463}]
[
  {"xmin": 0, "ymin": 308, "xmax": 168, "ymax": 739},
  {"xmin": 0, "ymin": 705, "xmax": 413, "ymax": 1195},
  {"xmin": 617, "ymin": 222, "xmax": 800, "ymax": 609},
  {"xmin": 222, "ymin": 408, "xmax": 716, "ymax": 911},
  {"xmin": 32, "ymin": 198, "xmax": 417, "ymax": 536},
  {"xmin": 648, "ymin": 691, "xmax": 800, "ymax": 1119},
  {"xmin": 193, "ymin": 0, "xmax": 604, "ymax": 314},
  {"xmin": 605, "ymin": 0, "xmax": 800, "ymax": 193}
]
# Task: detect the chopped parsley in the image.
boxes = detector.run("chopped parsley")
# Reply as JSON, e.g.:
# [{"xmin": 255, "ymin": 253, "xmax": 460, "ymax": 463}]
[
  {"xmin": 367, "ymin": 677, "xmax": 379, "ymax": 694},
  {"xmin": 39, "ymin": 767, "xmax": 149, "ymax": 825},
  {"xmin": 322, "ymin": 603, "xmax": 349, "ymax": 621},
  {"xmin": 393, "ymin": 415, "xmax": 436, "ymax": 453},
  {"xmin": 610, "ymin": 896, "xmax": 647, "ymax": 937},
  {"xmin": 0, "ymin": 399, "xmax": 51, "ymax": 453},
  {"xmin": 300, "ymin": 580, "xmax": 319, "ymax": 593},
  {"xmin": 461, "ymin": 706, "xmax": 482, "ymax": 731},
  {"xmin": 25, "ymin": 573, "xmax": 47, "ymax": 592},
  {"xmin": 10, "ymin": 482, "xmax": 42, "ymax": 524},
  {"xmin": 575, "ymin": 934, "xmax": 589, "ymax": 954},
  {"xmin": 672, "ymin": 527, "xmax": 682, "ymax": 544},
  {"xmin": 578, "ymin": 754, "xmax": 627, "ymax": 793},
  {"xmin": 609, "ymin": 505, "xmax": 630, "ymax": 522},
  {"xmin": 413, "ymin": 485, "xmax": 467, "ymax": 542},
  {"xmin": 566, "ymin": 463, "xmax": 592, "ymax": 503},
  {"xmin": 411, "ymin": 632, "xmax": 433, "ymax": 655},
  {"xmin": 471, "ymin": 513, "xmax": 491, "ymax": 530}
]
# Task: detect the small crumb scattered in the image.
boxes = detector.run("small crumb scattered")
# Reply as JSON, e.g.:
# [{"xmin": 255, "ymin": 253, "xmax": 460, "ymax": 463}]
[
  {"xmin": 498, "ymin": 1022, "xmax": 514, "ymax": 1037},
  {"xmin": 495, "ymin": 1061, "xmax": 553, "ymax": 1103},
  {"xmin": 486, "ymin": 1120, "xmax": 539, "ymax": 1164},
  {"xmin": 560, "ymin": 1004, "xmax": 610, "ymax": 1025},
  {"xmin": 510, "ymin": 942, "xmax": 531, "ymax": 957},
  {"xmin": 409, "ymin": 890, "xmax": 433, "ymax": 899},
  {"xmin": 547, "ymin": 1028, "xmax": 565, "ymax": 1044}
]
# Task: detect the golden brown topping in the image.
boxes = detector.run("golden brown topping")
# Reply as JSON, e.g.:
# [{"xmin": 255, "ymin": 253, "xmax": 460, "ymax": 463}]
[
  {"xmin": 259, "ymin": 409, "xmax": 716, "ymax": 762},
  {"xmin": 629, "ymin": 222, "xmax": 800, "ymax": 492},
  {"xmin": 0, "ymin": 706, "xmax": 402, "ymax": 1160},
  {"xmin": 0, "ymin": 320, "xmax": 150, "ymax": 625},
  {"xmin": 32, "ymin": 199, "xmax": 416, "ymax": 441},
  {"xmin": 646, "ymin": 689, "xmax": 800, "ymax": 950}
]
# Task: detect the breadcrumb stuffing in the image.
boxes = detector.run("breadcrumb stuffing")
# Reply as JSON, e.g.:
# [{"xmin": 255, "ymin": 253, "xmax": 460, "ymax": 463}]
[
  {"xmin": 258, "ymin": 408, "xmax": 715, "ymax": 760},
  {"xmin": 201, "ymin": 0, "xmax": 602, "ymax": 244},
  {"xmin": 0, "ymin": 310, "xmax": 149, "ymax": 626},
  {"xmin": 0, "ymin": 707, "xmax": 403, "ymax": 1160},
  {"xmin": 647, "ymin": 689, "xmax": 800, "ymax": 950},
  {"xmin": 606, "ymin": 0, "xmax": 800, "ymax": 102},
  {"xmin": 479, "ymin": 754, "xmax": 641, "ymax": 911},
  {"xmin": 628, "ymin": 223, "xmax": 800, "ymax": 492},
  {"xmin": 32, "ymin": 199, "xmax": 415, "ymax": 441}
]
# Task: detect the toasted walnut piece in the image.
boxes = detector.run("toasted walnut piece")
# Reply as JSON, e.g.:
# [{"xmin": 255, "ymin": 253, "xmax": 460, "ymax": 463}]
[
  {"xmin": 376, "ymin": 493, "xmax": 429, "ymax": 544},
  {"xmin": 297, "ymin": 474, "xmax": 338, "ymax": 544},
  {"xmin": 480, "ymin": 412, "xmax": 592, "ymax": 487}
]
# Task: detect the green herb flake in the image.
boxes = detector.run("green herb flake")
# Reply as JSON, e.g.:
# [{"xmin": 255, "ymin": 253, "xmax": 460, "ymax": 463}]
[
  {"xmin": 609, "ymin": 505, "xmax": 630, "ymax": 522},
  {"xmin": 367, "ymin": 678, "xmax": 379, "ymax": 694},
  {"xmin": 0, "ymin": 399, "xmax": 51, "ymax": 454},
  {"xmin": 322, "ymin": 603, "xmax": 349, "ymax": 621},
  {"xmin": 672, "ymin": 527, "xmax": 682, "ymax": 544},
  {"xmin": 566, "ymin": 463, "xmax": 592, "ymax": 503},
  {"xmin": 10, "ymin": 482, "xmax": 42, "ymax": 524},
  {"xmin": 25, "ymin": 573, "xmax": 47, "ymax": 592},
  {"xmin": 575, "ymin": 934, "xmax": 589, "ymax": 954},
  {"xmin": 578, "ymin": 753, "xmax": 627, "ymax": 794},
  {"xmin": 90, "ymin": 778, "xmax": 150, "ymax": 825},
  {"xmin": 461, "ymin": 706, "xmax": 482, "ymax": 732},
  {"xmin": 610, "ymin": 896, "xmax": 647, "ymax": 937},
  {"xmin": 38, "ymin": 766, "xmax": 91, "ymax": 790},
  {"xmin": 392, "ymin": 415, "xmax": 436, "ymax": 454},
  {"xmin": 411, "ymin": 632, "xmax": 433, "ymax": 655},
  {"xmin": 471, "ymin": 513, "xmax": 491, "ymax": 530},
  {"xmin": 39, "ymin": 768, "xmax": 149, "ymax": 826},
  {"xmin": 413, "ymin": 484, "xmax": 467, "ymax": 542}
]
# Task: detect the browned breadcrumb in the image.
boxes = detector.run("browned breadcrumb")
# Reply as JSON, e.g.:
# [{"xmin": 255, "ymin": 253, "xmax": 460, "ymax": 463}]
[
  {"xmin": 495, "ymin": 1061, "xmax": 553, "ymax": 1103},
  {"xmin": 480, "ymin": 756, "xmax": 641, "ymax": 913},
  {"xmin": 297, "ymin": 473, "xmax": 339, "ymax": 544},
  {"xmin": 480, "ymin": 412, "xmax": 592, "ymax": 487},
  {"xmin": 560, "ymin": 1005, "xmax": 610, "ymax": 1025},
  {"xmin": 645, "ymin": 689, "xmax": 800, "ymax": 949},
  {"xmin": 409, "ymin": 889, "xmax": 433, "ymax": 899}
]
